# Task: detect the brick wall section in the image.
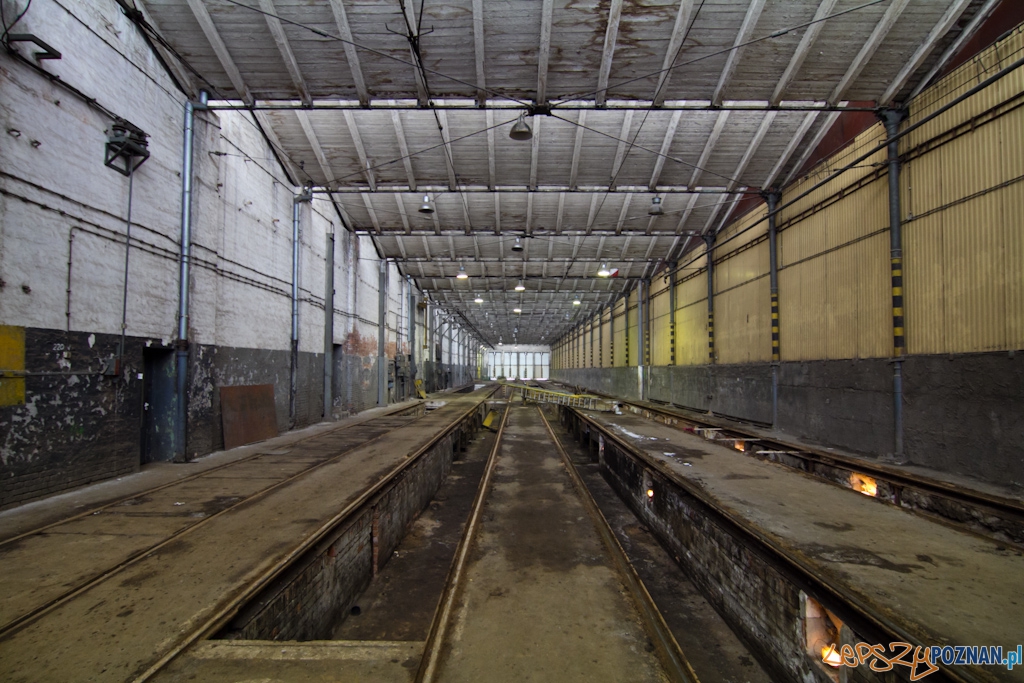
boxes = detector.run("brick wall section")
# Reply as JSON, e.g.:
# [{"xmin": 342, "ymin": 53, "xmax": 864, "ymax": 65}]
[
  {"xmin": 568, "ymin": 411, "xmax": 839, "ymax": 683},
  {"xmin": 0, "ymin": 328, "xmax": 141, "ymax": 508},
  {"xmin": 220, "ymin": 412, "xmax": 479, "ymax": 641}
]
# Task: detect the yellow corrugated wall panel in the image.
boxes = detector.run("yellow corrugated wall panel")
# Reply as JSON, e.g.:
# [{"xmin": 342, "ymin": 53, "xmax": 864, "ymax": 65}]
[
  {"xmin": 627, "ymin": 291, "xmax": 638, "ymax": 366},
  {"xmin": 779, "ymin": 258, "xmax": 827, "ymax": 361},
  {"xmin": 904, "ymin": 211, "xmax": 947, "ymax": 354},
  {"xmin": 1006, "ymin": 180, "xmax": 1024, "ymax": 348},
  {"xmin": 675, "ymin": 275, "xmax": 707, "ymax": 365},
  {"xmin": 716, "ymin": 278, "xmax": 771, "ymax": 364},
  {"xmin": 613, "ymin": 298, "xmax": 627, "ymax": 367},
  {"xmin": 715, "ymin": 240, "xmax": 766, "ymax": 291},
  {"xmin": 650, "ymin": 281, "xmax": 671, "ymax": 366},
  {"xmin": 826, "ymin": 232, "xmax": 890, "ymax": 359}
]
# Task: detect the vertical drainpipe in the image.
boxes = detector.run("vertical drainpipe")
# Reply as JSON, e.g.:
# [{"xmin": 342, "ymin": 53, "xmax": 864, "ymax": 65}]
[
  {"xmin": 377, "ymin": 260, "xmax": 387, "ymax": 406},
  {"xmin": 174, "ymin": 91, "xmax": 203, "ymax": 462},
  {"xmin": 766, "ymin": 190, "xmax": 782, "ymax": 429},
  {"xmin": 609, "ymin": 298, "xmax": 615, "ymax": 368},
  {"xmin": 644, "ymin": 277, "xmax": 651, "ymax": 398},
  {"xmin": 704, "ymin": 233, "xmax": 716, "ymax": 364},
  {"xmin": 637, "ymin": 280, "xmax": 646, "ymax": 400},
  {"xmin": 598, "ymin": 305, "xmax": 604, "ymax": 368},
  {"xmin": 881, "ymin": 108, "xmax": 907, "ymax": 459},
  {"xmin": 669, "ymin": 264, "xmax": 677, "ymax": 367},
  {"xmin": 290, "ymin": 190, "xmax": 307, "ymax": 428},
  {"xmin": 323, "ymin": 227, "xmax": 334, "ymax": 420},
  {"xmin": 408, "ymin": 276, "xmax": 416, "ymax": 388}
]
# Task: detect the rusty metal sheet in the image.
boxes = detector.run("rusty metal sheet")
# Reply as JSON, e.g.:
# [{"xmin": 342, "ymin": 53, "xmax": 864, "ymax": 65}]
[{"xmin": 220, "ymin": 385, "xmax": 278, "ymax": 450}]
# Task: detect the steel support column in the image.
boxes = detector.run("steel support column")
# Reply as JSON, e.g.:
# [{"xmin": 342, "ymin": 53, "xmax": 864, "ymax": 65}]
[
  {"xmin": 881, "ymin": 108, "xmax": 907, "ymax": 459},
  {"xmin": 323, "ymin": 229, "xmax": 334, "ymax": 420},
  {"xmin": 173, "ymin": 92, "xmax": 203, "ymax": 462},
  {"xmin": 765, "ymin": 190, "xmax": 781, "ymax": 429},
  {"xmin": 705, "ymin": 233, "xmax": 716, "ymax": 364},
  {"xmin": 377, "ymin": 260, "xmax": 387, "ymax": 406}
]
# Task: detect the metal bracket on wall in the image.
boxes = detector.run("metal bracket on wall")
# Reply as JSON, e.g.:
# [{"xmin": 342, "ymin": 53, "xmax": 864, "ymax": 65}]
[
  {"xmin": 105, "ymin": 119, "xmax": 150, "ymax": 176},
  {"xmin": 5, "ymin": 34, "xmax": 61, "ymax": 60}
]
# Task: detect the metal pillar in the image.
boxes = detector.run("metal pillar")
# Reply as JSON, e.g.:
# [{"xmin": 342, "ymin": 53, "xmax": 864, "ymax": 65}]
[
  {"xmin": 609, "ymin": 299, "xmax": 615, "ymax": 367},
  {"xmin": 377, "ymin": 260, "xmax": 387, "ymax": 406},
  {"xmin": 637, "ymin": 280, "xmax": 646, "ymax": 399},
  {"xmin": 881, "ymin": 108, "xmax": 907, "ymax": 459},
  {"xmin": 173, "ymin": 91, "xmax": 203, "ymax": 462},
  {"xmin": 323, "ymin": 229, "xmax": 334, "ymax": 420},
  {"xmin": 704, "ymin": 233, "xmax": 716, "ymax": 364},
  {"xmin": 290, "ymin": 190, "xmax": 309, "ymax": 428},
  {"xmin": 766, "ymin": 190, "xmax": 782, "ymax": 429},
  {"xmin": 669, "ymin": 265, "xmax": 677, "ymax": 366},
  {"xmin": 408, "ymin": 276, "xmax": 416, "ymax": 386}
]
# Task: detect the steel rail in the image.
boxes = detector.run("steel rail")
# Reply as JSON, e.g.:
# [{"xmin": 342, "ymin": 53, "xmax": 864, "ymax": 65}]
[
  {"xmin": 564, "ymin": 407, "xmax": 981, "ymax": 683},
  {"xmin": 131, "ymin": 388, "xmax": 498, "ymax": 682},
  {"xmin": 538, "ymin": 407, "xmax": 699, "ymax": 683},
  {"xmin": 0, "ymin": 400, "xmax": 423, "ymax": 548},
  {"xmin": 0, "ymin": 407, "xmax": 427, "ymax": 642},
  {"xmin": 415, "ymin": 401, "xmax": 510, "ymax": 683},
  {"xmin": 552, "ymin": 382, "xmax": 1024, "ymax": 541}
]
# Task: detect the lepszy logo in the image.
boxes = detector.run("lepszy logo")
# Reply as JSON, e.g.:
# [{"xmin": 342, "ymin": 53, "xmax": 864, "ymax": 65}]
[{"xmin": 821, "ymin": 642, "xmax": 1023, "ymax": 681}]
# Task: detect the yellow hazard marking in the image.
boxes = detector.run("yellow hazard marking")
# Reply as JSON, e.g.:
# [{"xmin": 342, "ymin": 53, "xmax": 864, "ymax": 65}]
[{"xmin": 0, "ymin": 326, "xmax": 26, "ymax": 407}]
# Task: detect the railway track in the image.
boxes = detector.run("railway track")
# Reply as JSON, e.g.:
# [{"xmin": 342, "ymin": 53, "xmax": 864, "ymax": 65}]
[
  {"xmin": 0, "ymin": 402, "xmax": 426, "ymax": 641},
  {"xmin": 543, "ymin": 382, "xmax": 1024, "ymax": 547},
  {"xmin": 416, "ymin": 402, "xmax": 700, "ymax": 683}
]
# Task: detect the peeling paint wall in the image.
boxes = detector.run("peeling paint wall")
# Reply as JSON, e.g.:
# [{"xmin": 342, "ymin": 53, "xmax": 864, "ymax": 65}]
[{"xmin": 0, "ymin": 0, "xmax": 475, "ymax": 506}]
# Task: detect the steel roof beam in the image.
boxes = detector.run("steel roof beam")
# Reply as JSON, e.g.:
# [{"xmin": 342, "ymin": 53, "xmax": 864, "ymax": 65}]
[
  {"xmin": 185, "ymin": 0, "xmax": 253, "ymax": 105},
  {"xmin": 881, "ymin": 0, "xmax": 972, "ymax": 105},
  {"xmin": 713, "ymin": 0, "xmax": 766, "ymax": 105},
  {"xmin": 258, "ymin": 0, "xmax": 311, "ymax": 106},
  {"xmin": 829, "ymin": 0, "xmax": 911, "ymax": 105},
  {"xmin": 595, "ymin": 0, "xmax": 624, "ymax": 107},
  {"xmin": 652, "ymin": 0, "xmax": 695, "ymax": 105}
]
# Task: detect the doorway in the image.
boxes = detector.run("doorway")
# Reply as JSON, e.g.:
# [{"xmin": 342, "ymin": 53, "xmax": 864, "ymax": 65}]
[{"xmin": 141, "ymin": 347, "xmax": 176, "ymax": 464}]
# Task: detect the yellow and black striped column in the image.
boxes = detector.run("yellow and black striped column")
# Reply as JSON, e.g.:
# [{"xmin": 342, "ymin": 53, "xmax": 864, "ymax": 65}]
[
  {"xmin": 881, "ymin": 108, "xmax": 906, "ymax": 458},
  {"xmin": 705, "ymin": 233, "xmax": 716, "ymax": 364},
  {"xmin": 891, "ymin": 256, "xmax": 905, "ymax": 357},
  {"xmin": 668, "ymin": 264, "xmax": 677, "ymax": 366}
]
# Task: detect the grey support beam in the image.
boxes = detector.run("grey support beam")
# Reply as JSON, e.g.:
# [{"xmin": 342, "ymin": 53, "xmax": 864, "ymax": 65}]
[
  {"xmin": 595, "ymin": 0, "xmax": 624, "ymax": 107},
  {"xmin": 471, "ymin": 0, "xmax": 487, "ymax": 106},
  {"xmin": 328, "ymin": 0, "xmax": 370, "ymax": 106},
  {"xmin": 258, "ymin": 0, "xmax": 311, "ymax": 105},
  {"xmin": 537, "ymin": 0, "xmax": 555, "ymax": 104},
  {"xmin": 713, "ymin": 0, "xmax": 767, "ymax": 105},
  {"xmin": 829, "ymin": 0, "xmax": 911, "ymax": 105},
  {"xmin": 343, "ymin": 111, "xmax": 376, "ymax": 191},
  {"xmin": 689, "ymin": 110, "xmax": 730, "ymax": 186},
  {"xmin": 390, "ymin": 106, "xmax": 417, "ymax": 191},
  {"xmin": 295, "ymin": 111, "xmax": 336, "ymax": 184},
  {"xmin": 649, "ymin": 110, "xmax": 682, "ymax": 190},
  {"xmin": 653, "ymin": 0, "xmax": 695, "ymax": 105},
  {"xmin": 185, "ymin": 0, "xmax": 253, "ymax": 104},
  {"xmin": 880, "ymin": 0, "xmax": 972, "ymax": 105},
  {"xmin": 770, "ymin": 0, "xmax": 838, "ymax": 106}
]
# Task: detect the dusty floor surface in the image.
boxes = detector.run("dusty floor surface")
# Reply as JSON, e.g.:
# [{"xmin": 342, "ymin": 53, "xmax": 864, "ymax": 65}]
[
  {"xmin": 0, "ymin": 395, "xmax": 486, "ymax": 683},
  {"xmin": 436, "ymin": 406, "xmax": 669, "ymax": 683},
  {"xmin": 331, "ymin": 419, "xmax": 497, "ymax": 641},
  {"xmin": 591, "ymin": 410, "xmax": 1024, "ymax": 682},
  {"xmin": 547, "ymin": 407, "xmax": 773, "ymax": 683}
]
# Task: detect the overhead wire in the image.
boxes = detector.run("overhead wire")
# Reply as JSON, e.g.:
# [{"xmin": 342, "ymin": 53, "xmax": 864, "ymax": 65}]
[
  {"xmin": 548, "ymin": 0, "xmax": 889, "ymax": 109},
  {"xmin": 218, "ymin": 0, "xmax": 532, "ymax": 108},
  {"xmin": 554, "ymin": 0, "xmax": 706, "ymax": 288}
]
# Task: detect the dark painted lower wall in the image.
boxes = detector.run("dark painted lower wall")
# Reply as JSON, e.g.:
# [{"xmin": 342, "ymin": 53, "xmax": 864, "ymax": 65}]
[
  {"xmin": 1, "ymin": 325, "xmax": 468, "ymax": 508},
  {"xmin": 0, "ymin": 328, "xmax": 142, "ymax": 508},
  {"xmin": 554, "ymin": 350, "xmax": 1024, "ymax": 488}
]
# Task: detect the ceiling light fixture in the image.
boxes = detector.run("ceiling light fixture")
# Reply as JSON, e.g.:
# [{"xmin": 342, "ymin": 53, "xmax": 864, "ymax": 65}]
[
  {"xmin": 456, "ymin": 266, "xmax": 468, "ymax": 280},
  {"xmin": 474, "ymin": 297, "xmax": 483, "ymax": 303},
  {"xmin": 515, "ymin": 279, "xmax": 526, "ymax": 291},
  {"xmin": 573, "ymin": 299, "xmax": 581, "ymax": 305},
  {"xmin": 418, "ymin": 194, "xmax": 435, "ymax": 214},
  {"xmin": 513, "ymin": 308, "xmax": 522, "ymax": 313},
  {"xmin": 648, "ymin": 196, "xmax": 664, "ymax": 216},
  {"xmin": 597, "ymin": 263, "xmax": 611, "ymax": 277},
  {"xmin": 511, "ymin": 236, "xmax": 524, "ymax": 252},
  {"xmin": 509, "ymin": 113, "xmax": 533, "ymax": 141}
]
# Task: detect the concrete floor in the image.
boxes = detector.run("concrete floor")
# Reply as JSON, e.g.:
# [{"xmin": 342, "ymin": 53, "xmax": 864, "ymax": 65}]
[
  {"xmin": 0, "ymin": 395, "xmax": 485, "ymax": 682},
  {"xmin": 435, "ymin": 405, "xmax": 669, "ymax": 682},
  {"xmin": 589, "ymin": 410, "xmax": 1024, "ymax": 682}
]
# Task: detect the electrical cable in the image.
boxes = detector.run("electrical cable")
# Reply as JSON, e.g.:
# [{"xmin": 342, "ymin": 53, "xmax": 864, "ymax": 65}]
[
  {"xmin": 554, "ymin": 0, "xmax": 706, "ymax": 289},
  {"xmin": 218, "ymin": 0, "xmax": 532, "ymax": 108},
  {"xmin": 1, "ymin": 0, "xmax": 32, "ymax": 45},
  {"xmin": 549, "ymin": 0, "xmax": 888, "ymax": 109}
]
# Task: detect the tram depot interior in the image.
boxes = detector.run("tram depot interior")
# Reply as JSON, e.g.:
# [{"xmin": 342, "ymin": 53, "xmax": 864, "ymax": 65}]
[{"xmin": 1, "ymin": 0, "xmax": 1023, "ymax": 682}]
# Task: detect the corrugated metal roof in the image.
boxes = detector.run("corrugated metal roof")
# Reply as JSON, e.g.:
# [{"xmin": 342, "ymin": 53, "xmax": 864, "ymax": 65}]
[{"xmin": 132, "ymin": 0, "xmax": 991, "ymax": 344}]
